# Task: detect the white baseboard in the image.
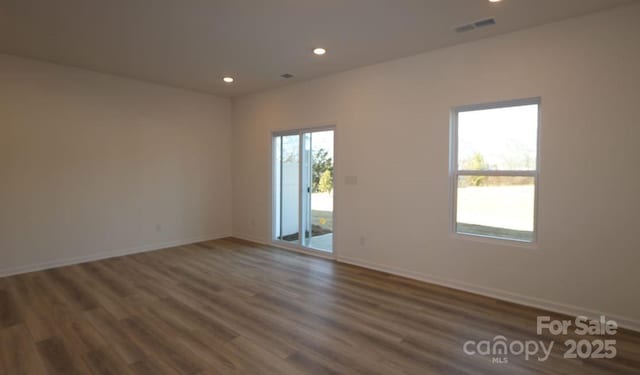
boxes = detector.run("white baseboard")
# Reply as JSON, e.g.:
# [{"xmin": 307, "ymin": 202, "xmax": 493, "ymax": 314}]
[
  {"xmin": 337, "ymin": 255, "xmax": 640, "ymax": 333},
  {"xmin": 0, "ymin": 233, "xmax": 231, "ymax": 278},
  {"xmin": 231, "ymin": 233, "xmax": 269, "ymax": 246}
]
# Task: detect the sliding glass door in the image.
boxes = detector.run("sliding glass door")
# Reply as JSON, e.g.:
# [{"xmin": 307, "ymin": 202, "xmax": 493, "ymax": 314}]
[{"xmin": 273, "ymin": 128, "xmax": 334, "ymax": 253}]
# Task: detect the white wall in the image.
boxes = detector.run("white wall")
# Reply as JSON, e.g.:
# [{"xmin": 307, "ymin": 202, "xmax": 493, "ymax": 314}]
[
  {"xmin": 0, "ymin": 54, "xmax": 232, "ymax": 275},
  {"xmin": 231, "ymin": 4, "xmax": 640, "ymax": 329}
]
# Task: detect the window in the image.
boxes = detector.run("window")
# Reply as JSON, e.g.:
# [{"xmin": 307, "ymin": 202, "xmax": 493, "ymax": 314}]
[{"xmin": 451, "ymin": 98, "xmax": 540, "ymax": 243}]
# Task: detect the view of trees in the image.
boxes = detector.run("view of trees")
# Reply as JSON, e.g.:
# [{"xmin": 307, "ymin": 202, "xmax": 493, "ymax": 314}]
[
  {"xmin": 318, "ymin": 170, "xmax": 333, "ymax": 193},
  {"xmin": 280, "ymin": 142, "xmax": 334, "ymax": 193},
  {"xmin": 459, "ymin": 152, "xmax": 532, "ymax": 188},
  {"xmin": 312, "ymin": 148, "xmax": 334, "ymax": 193},
  {"xmin": 459, "ymin": 153, "xmax": 490, "ymax": 186}
]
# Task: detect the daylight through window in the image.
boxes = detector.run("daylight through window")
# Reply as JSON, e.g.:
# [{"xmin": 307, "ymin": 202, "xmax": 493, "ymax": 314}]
[{"xmin": 452, "ymin": 99, "xmax": 540, "ymax": 242}]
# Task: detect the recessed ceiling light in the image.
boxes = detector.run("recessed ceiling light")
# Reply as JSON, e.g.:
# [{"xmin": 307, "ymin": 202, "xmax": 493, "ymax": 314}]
[
  {"xmin": 222, "ymin": 76, "xmax": 234, "ymax": 83},
  {"xmin": 489, "ymin": 0, "xmax": 502, "ymax": 2},
  {"xmin": 313, "ymin": 47, "xmax": 327, "ymax": 56}
]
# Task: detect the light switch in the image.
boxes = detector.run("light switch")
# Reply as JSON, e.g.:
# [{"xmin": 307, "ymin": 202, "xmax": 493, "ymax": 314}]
[{"xmin": 345, "ymin": 176, "xmax": 358, "ymax": 185}]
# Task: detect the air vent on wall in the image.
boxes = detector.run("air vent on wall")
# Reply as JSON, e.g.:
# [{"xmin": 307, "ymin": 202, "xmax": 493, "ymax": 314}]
[
  {"xmin": 455, "ymin": 17, "xmax": 496, "ymax": 33},
  {"xmin": 280, "ymin": 73, "xmax": 295, "ymax": 79}
]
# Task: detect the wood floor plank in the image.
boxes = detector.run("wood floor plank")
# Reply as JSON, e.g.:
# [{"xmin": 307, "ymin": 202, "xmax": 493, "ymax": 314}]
[
  {"xmin": 0, "ymin": 324, "xmax": 47, "ymax": 375},
  {"xmin": 152, "ymin": 296, "xmax": 238, "ymax": 343},
  {"xmin": 6, "ymin": 275, "xmax": 61, "ymax": 342},
  {"xmin": 82, "ymin": 348, "xmax": 133, "ymax": 375},
  {"xmin": 0, "ymin": 288, "xmax": 22, "ymax": 329},
  {"xmin": 120, "ymin": 295, "xmax": 240, "ymax": 373},
  {"xmin": 127, "ymin": 360, "xmax": 179, "ymax": 375},
  {"xmin": 120, "ymin": 316, "xmax": 204, "ymax": 374},
  {"xmin": 224, "ymin": 336, "xmax": 303, "ymax": 375},
  {"xmin": 77, "ymin": 262, "xmax": 136, "ymax": 299},
  {"xmin": 35, "ymin": 336, "xmax": 91, "ymax": 374},
  {"xmin": 44, "ymin": 268, "xmax": 99, "ymax": 311},
  {"xmin": 84, "ymin": 308, "xmax": 146, "ymax": 365},
  {"xmin": 0, "ymin": 238, "xmax": 638, "ymax": 374}
]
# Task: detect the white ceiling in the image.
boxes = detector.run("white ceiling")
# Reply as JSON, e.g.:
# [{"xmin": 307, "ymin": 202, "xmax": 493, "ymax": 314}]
[{"xmin": 0, "ymin": 0, "xmax": 635, "ymax": 97}]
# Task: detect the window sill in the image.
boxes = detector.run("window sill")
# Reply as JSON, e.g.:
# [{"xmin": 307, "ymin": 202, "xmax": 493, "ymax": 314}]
[{"xmin": 450, "ymin": 232, "xmax": 539, "ymax": 250}]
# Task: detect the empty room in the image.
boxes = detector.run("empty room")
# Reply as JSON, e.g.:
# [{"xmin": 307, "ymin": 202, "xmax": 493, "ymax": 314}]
[{"xmin": 1, "ymin": 0, "xmax": 640, "ymax": 374}]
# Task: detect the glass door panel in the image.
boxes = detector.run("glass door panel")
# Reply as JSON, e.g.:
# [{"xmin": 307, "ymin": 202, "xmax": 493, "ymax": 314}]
[
  {"xmin": 274, "ymin": 134, "xmax": 300, "ymax": 243},
  {"xmin": 304, "ymin": 130, "xmax": 334, "ymax": 252}
]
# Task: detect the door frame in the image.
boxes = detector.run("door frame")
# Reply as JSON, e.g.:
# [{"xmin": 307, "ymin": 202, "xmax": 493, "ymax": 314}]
[{"xmin": 271, "ymin": 125, "xmax": 336, "ymax": 259}]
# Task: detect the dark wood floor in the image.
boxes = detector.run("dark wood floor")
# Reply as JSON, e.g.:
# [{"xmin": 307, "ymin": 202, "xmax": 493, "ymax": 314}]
[{"xmin": 1, "ymin": 238, "xmax": 639, "ymax": 374}]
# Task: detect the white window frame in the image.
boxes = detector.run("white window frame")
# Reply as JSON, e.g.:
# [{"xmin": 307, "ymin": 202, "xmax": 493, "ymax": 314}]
[{"xmin": 450, "ymin": 97, "xmax": 541, "ymax": 244}]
